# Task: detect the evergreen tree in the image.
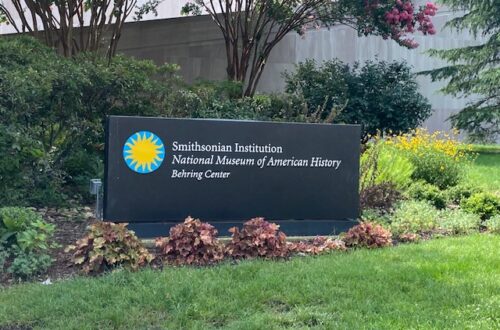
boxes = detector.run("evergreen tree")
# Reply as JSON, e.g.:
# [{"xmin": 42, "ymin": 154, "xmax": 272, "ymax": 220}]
[{"xmin": 423, "ymin": 0, "xmax": 499, "ymax": 142}]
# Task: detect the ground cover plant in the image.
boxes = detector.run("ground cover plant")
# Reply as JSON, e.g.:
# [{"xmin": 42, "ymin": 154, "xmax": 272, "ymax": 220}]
[
  {"xmin": 342, "ymin": 222, "xmax": 393, "ymax": 249},
  {"xmin": 0, "ymin": 207, "xmax": 57, "ymax": 278},
  {"xmin": 485, "ymin": 215, "xmax": 500, "ymax": 234},
  {"xmin": 226, "ymin": 218, "xmax": 289, "ymax": 259},
  {"xmin": 389, "ymin": 200, "xmax": 441, "ymax": 236},
  {"xmin": 0, "ymin": 235, "xmax": 498, "ymax": 329},
  {"xmin": 65, "ymin": 222, "xmax": 153, "ymax": 275},
  {"xmin": 439, "ymin": 209, "xmax": 482, "ymax": 235},
  {"xmin": 461, "ymin": 192, "xmax": 500, "ymax": 221},
  {"xmin": 155, "ymin": 217, "xmax": 225, "ymax": 266},
  {"xmin": 407, "ymin": 181, "xmax": 447, "ymax": 209}
]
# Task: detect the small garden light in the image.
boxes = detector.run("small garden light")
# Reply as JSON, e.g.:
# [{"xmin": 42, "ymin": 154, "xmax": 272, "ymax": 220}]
[{"xmin": 89, "ymin": 179, "xmax": 103, "ymax": 220}]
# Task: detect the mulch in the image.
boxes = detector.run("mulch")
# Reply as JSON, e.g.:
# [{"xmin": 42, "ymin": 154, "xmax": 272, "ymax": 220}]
[{"xmin": 0, "ymin": 206, "xmax": 96, "ymax": 287}]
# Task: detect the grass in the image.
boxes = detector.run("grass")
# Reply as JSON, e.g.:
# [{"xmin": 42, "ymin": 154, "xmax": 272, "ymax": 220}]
[
  {"xmin": 1, "ymin": 234, "xmax": 499, "ymax": 329},
  {"xmin": 467, "ymin": 153, "xmax": 500, "ymax": 195},
  {"xmin": 467, "ymin": 144, "xmax": 500, "ymax": 154}
]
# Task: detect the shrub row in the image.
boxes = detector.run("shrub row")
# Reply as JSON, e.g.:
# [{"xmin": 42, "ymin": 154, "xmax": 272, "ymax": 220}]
[
  {"xmin": 5, "ymin": 204, "xmax": 499, "ymax": 279},
  {"xmin": 70, "ymin": 207, "xmax": 500, "ymax": 277},
  {"xmin": 65, "ymin": 218, "xmax": 386, "ymax": 275},
  {"xmin": 364, "ymin": 194, "xmax": 500, "ymax": 239}
]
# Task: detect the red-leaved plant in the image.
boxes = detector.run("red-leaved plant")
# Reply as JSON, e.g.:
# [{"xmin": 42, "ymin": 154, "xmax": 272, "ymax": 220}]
[
  {"xmin": 288, "ymin": 236, "xmax": 346, "ymax": 255},
  {"xmin": 65, "ymin": 222, "xmax": 154, "ymax": 274},
  {"xmin": 226, "ymin": 218, "xmax": 288, "ymax": 259},
  {"xmin": 342, "ymin": 222, "xmax": 393, "ymax": 249},
  {"xmin": 155, "ymin": 217, "xmax": 224, "ymax": 266}
]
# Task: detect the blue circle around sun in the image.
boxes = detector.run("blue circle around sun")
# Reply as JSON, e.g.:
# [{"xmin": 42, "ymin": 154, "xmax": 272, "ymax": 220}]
[{"xmin": 123, "ymin": 131, "xmax": 165, "ymax": 174}]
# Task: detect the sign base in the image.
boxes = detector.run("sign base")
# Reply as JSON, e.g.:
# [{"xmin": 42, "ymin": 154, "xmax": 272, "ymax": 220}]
[{"xmin": 127, "ymin": 219, "xmax": 358, "ymax": 238}]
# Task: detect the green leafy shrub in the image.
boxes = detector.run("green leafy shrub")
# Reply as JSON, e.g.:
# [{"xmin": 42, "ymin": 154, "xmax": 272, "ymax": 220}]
[
  {"xmin": 0, "ymin": 126, "xmax": 64, "ymax": 206},
  {"xmin": 226, "ymin": 218, "xmax": 288, "ymax": 259},
  {"xmin": 7, "ymin": 247, "xmax": 53, "ymax": 278},
  {"xmin": 460, "ymin": 192, "xmax": 500, "ymax": 220},
  {"xmin": 65, "ymin": 222, "xmax": 153, "ymax": 274},
  {"xmin": 0, "ymin": 207, "xmax": 37, "ymax": 244},
  {"xmin": 167, "ymin": 81, "xmax": 310, "ymax": 124},
  {"xmin": 409, "ymin": 149, "xmax": 463, "ymax": 189},
  {"xmin": 0, "ymin": 207, "xmax": 55, "ymax": 248},
  {"xmin": 287, "ymin": 236, "xmax": 346, "ymax": 255},
  {"xmin": 484, "ymin": 215, "xmax": 500, "ymax": 234},
  {"xmin": 0, "ymin": 37, "xmax": 179, "ymax": 206},
  {"xmin": 360, "ymin": 183, "xmax": 402, "ymax": 212},
  {"xmin": 439, "ymin": 209, "xmax": 481, "ymax": 235},
  {"xmin": 390, "ymin": 200, "xmax": 440, "ymax": 235},
  {"xmin": 284, "ymin": 59, "xmax": 432, "ymax": 141},
  {"xmin": 407, "ymin": 181, "xmax": 447, "ymax": 209},
  {"xmin": 155, "ymin": 217, "xmax": 225, "ymax": 266},
  {"xmin": 0, "ymin": 207, "xmax": 57, "ymax": 278},
  {"xmin": 342, "ymin": 222, "xmax": 393, "ymax": 249},
  {"xmin": 444, "ymin": 183, "xmax": 481, "ymax": 205},
  {"xmin": 16, "ymin": 219, "xmax": 57, "ymax": 252}
]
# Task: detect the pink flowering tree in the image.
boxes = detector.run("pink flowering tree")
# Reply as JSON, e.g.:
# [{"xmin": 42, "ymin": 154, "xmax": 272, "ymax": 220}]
[
  {"xmin": 381, "ymin": 1, "xmax": 438, "ymax": 48},
  {"xmin": 182, "ymin": 0, "xmax": 438, "ymax": 96}
]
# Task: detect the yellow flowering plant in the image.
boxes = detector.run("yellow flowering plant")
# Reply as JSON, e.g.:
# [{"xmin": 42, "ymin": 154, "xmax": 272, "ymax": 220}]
[
  {"xmin": 387, "ymin": 128, "xmax": 470, "ymax": 160},
  {"xmin": 386, "ymin": 129, "xmax": 473, "ymax": 189}
]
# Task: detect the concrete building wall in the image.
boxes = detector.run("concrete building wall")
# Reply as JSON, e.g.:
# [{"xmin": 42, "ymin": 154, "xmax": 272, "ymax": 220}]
[{"xmin": 117, "ymin": 11, "xmax": 482, "ymax": 135}]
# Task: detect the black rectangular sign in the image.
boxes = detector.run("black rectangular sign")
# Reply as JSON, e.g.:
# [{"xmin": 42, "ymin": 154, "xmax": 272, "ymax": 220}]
[{"xmin": 104, "ymin": 116, "xmax": 360, "ymax": 237}]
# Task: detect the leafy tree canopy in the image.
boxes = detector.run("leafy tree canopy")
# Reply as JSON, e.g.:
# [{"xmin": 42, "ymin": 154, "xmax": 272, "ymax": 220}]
[
  {"xmin": 422, "ymin": 0, "xmax": 499, "ymax": 142},
  {"xmin": 182, "ymin": 0, "xmax": 439, "ymax": 96},
  {"xmin": 0, "ymin": 0, "xmax": 162, "ymax": 58}
]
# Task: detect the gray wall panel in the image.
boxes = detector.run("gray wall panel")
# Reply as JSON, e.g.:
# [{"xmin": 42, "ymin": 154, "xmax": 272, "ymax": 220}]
[{"xmin": 113, "ymin": 13, "xmax": 484, "ymax": 138}]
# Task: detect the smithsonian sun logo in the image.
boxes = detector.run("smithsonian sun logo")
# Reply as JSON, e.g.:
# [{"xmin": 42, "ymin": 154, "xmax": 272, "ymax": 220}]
[{"xmin": 123, "ymin": 131, "xmax": 165, "ymax": 174}]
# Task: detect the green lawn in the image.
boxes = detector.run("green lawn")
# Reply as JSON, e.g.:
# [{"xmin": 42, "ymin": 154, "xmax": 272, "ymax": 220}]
[
  {"xmin": 467, "ymin": 153, "xmax": 500, "ymax": 194},
  {"xmin": 468, "ymin": 144, "xmax": 500, "ymax": 154},
  {"xmin": 1, "ymin": 235, "xmax": 499, "ymax": 329}
]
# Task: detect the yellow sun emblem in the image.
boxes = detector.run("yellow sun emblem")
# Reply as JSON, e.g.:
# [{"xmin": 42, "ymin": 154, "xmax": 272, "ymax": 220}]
[{"xmin": 123, "ymin": 131, "xmax": 165, "ymax": 174}]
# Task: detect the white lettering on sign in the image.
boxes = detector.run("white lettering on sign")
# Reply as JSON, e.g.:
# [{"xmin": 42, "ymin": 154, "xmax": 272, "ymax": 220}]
[
  {"xmin": 168, "ymin": 140, "xmax": 343, "ymax": 181},
  {"xmin": 172, "ymin": 141, "xmax": 284, "ymax": 154},
  {"xmin": 267, "ymin": 157, "xmax": 309, "ymax": 167},
  {"xmin": 171, "ymin": 169, "xmax": 231, "ymax": 181},
  {"xmin": 310, "ymin": 157, "xmax": 342, "ymax": 169}
]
